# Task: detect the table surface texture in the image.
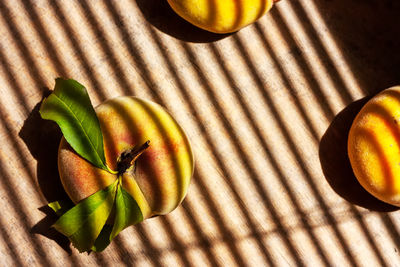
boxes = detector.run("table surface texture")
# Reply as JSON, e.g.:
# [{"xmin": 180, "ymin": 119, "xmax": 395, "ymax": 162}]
[{"xmin": 0, "ymin": 0, "xmax": 400, "ymax": 266}]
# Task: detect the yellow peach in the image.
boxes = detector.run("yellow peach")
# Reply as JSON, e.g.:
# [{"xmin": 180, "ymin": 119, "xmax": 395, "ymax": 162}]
[
  {"xmin": 58, "ymin": 97, "xmax": 194, "ymax": 219},
  {"xmin": 166, "ymin": 0, "xmax": 278, "ymax": 33},
  {"xmin": 348, "ymin": 86, "xmax": 400, "ymax": 206}
]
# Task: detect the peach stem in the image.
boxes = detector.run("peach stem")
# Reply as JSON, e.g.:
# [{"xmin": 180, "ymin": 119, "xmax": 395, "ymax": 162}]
[{"xmin": 117, "ymin": 140, "xmax": 150, "ymax": 175}]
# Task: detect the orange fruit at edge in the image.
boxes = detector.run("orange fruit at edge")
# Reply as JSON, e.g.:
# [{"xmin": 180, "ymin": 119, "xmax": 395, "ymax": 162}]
[{"xmin": 348, "ymin": 86, "xmax": 400, "ymax": 206}]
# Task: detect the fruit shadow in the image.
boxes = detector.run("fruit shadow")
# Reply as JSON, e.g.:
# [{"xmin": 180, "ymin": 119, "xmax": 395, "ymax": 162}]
[
  {"xmin": 18, "ymin": 91, "xmax": 73, "ymax": 253},
  {"xmin": 319, "ymin": 96, "xmax": 399, "ymax": 212},
  {"xmin": 135, "ymin": 0, "xmax": 232, "ymax": 43}
]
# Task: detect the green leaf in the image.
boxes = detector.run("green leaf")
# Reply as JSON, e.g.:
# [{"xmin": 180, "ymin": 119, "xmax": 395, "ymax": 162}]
[
  {"xmin": 110, "ymin": 186, "xmax": 143, "ymax": 240},
  {"xmin": 48, "ymin": 199, "xmax": 74, "ymax": 216},
  {"xmin": 52, "ymin": 180, "xmax": 118, "ymax": 253},
  {"xmin": 92, "ymin": 224, "xmax": 113, "ymax": 252},
  {"xmin": 90, "ymin": 185, "xmax": 144, "ymax": 252},
  {"xmin": 39, "ymin": 78, "xmax": 110, "ymax": 172}
]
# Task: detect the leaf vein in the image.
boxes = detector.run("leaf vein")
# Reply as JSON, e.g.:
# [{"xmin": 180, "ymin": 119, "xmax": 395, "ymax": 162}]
[{"xmin": 53, "ymin": 93, "xmax": 104, "ymax": 167}]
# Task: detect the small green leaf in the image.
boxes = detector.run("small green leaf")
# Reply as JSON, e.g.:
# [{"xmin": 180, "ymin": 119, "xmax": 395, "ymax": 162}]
[
  {"xmin": 39, "ymin": 78, "xmax": 110, "ymax": 171},
  {"xmin": 48, "ymin": 199, "xmax": 74, "ymax": 216},
  {"xmin": 111, "ymin": 186, "xmax": 143, "ymax": 240},
  {"xmin": 52, "ymin": 180, "xmax": 118, "ymax": 253}
]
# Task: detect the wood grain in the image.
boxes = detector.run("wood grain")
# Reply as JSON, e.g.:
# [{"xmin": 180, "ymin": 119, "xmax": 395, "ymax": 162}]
[{"xmin": 0, "ymin": 0, "xmax": 399, "ymax": 266}]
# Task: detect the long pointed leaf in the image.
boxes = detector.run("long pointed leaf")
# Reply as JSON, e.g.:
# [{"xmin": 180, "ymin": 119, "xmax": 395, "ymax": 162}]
[
  {"xmin": 90, "ymin": 185, "xmax": 144, "ymax": 252},
  {"xmin": 111, "ymin": 186, "xmax": 143, "ymax": 240},
  {"xmin": 39, "ymin": 78, "xmax": 109, "ymax": 171},
  {"xmin": 53, "ymin": 180, "xmax": 118, "ymax": 252}
]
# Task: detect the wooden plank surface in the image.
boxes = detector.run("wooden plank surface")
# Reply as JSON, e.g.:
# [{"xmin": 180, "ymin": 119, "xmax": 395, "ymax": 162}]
[{"xmin": 0, "ymin": 0, "xmax": 399, "ymax": 266}]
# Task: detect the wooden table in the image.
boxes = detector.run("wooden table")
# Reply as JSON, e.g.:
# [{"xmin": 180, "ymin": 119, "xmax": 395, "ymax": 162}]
[{"xmin": 0, "ymin": 0, "xmax": 399, "ymax": 266}]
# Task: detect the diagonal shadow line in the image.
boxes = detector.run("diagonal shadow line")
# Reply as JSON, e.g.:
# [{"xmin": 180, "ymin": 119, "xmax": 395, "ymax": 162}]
[
  {"xmin": 0, "ymin": 218, "xmax": 25, "ymax": 266},
  {"xmin": 47, "ymin": 1, "xmax": 109, "ymax": 102},
  {"xmin": 73, "ymin": 0, "xmax": 164, "ymax": 104},
  {"xmin": 0, "ymin": 3, "xmax": 117, "ymax": 263},
  {"xmin": 379, "ymin": 214, "xmax": 400, "ymax": 252},
  {"xmin": 145, "ymin": 31, "xmax": 277, "ymax": 267},
  {"xmin": 1, "ymin": 0, "xmax": 396, "ymax": 266},
  {"xmin": 107, "ymin": 237, "xmax": 141, "ymax": 266},
  {"xmin": 277, "ymin": 0, "xmax": 354, "ymax": 103},
  {"xmin": 76, "ymin": 0, "xmax": 137, "ymax": 102},
  {"xmin": 1, "ymin": 0, "xmax": 212, "ymax": 264},
  {"xmin": 25, "ymin": 2, "xmax": 125, "ymax": 260},
  {"xmin": 184, "ymin": 170, "xmax": 257, "ymax": 267},
  {"xmin": 92, "ymin": 1, "xmax": 163, "ymax": 105},
  {"xmin": 90, "ymin": 2, "xmax": 245, "ymax": 267},
  {"xmin": 178, "ymin": 198, "xmax": 227, "ymax": 267},
  {"xmin": 136, "ymin": 212, "xmax": 231, "ymax": 266},
  {"xmin": 95, "ymin": 2, "xmax": 252, "ymax": 265},
  {"xmin": 179, "ymin": 41, "xmax": 313, "ymax": 266},
  {"xmin": 265, "ymin": 12, "xmax": 336, "ymax": 120},
  {"xmin": 348, "ymin": 209, "xmax": 390, "ymax": 267},
  {"xmin": 0, "ymin": 2, "xmax": 110, "ymax": 263},
  {"xmin": 98, "ymin": 1, "xmax": 249, "ymax": 266},
  {"xmin": 230, "ymin": 33, "xmax": 360, "ymax": 266},
  {"xmin": 104, "ymin": 0, "xmax": 326, "ymax": 264},
  {"xmin": 0, "ymin": 50, "xmax": 45, "ymax": 190},
  {"xmin": 206, "ymin": 43, "xmax": 332, "ymax": 266},
  {"xmin": 139, "ymin": 20, "xmax": 289, "ymax": 264},
  {"xmin": 134, "ymin": 223, "xmax": 171, "ymax": 266},
  {"xmin": 239, "ymin": 24, "xmax": 389, "ymax": 266},
  {"xmin": 255, "ymin": 17, "xmax": 399, "ymax": 264},
  {"xmin": 3, "ymin": 1, "xmax": 384, "ymax": 266},
  {"xmin": 0, "ymin": 1, "xmax": 48, "ymax": 114},
  {"xmin": 18, "ymin": 0, "xmax": 69, "ymax": 78},
  {"xmin": 154, "ymin": 217, "xmax": 194, "ymax": 267},
  {"xmin": 252, "ymin": 23, "xmax": 320, "ymax": 142},
  {"xmin": 0, "ymin": 1, "xmax": 75, "ymax": 198},
  {"xmin": 257, "ymin": 10, "xmax": 394, "ymax": 266},
  {"xmin": 116, "ymin": 204, "xmax": 377, "ymax": 263},
  {"xmin": 0, "ymin": 43, "xmax": 102, "ymax": 267},
  {"xmin": 250, "ymin": 25, "xmax": 394, "ymax": 262},
  {"xmin": 0, "ymin": 151, "xmax": 54, "ymax": 266},
  {"xmin": 71, "ymin": 2, "xmax": 192, "ymax": 265}
]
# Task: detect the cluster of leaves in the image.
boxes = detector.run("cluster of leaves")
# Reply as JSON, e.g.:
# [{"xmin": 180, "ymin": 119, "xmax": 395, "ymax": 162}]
[{"xmin": 40, "ymin": 79, "xmax": 143, "ymax": 252}]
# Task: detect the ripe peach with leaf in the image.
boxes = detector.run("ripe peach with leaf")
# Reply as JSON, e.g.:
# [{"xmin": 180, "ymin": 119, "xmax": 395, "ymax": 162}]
[
  {"xmin": 40, "ymin": 79, "xmax": 194, "ymax": 252},
  {"xmin": 59, "ymin": 96, "xmax": 194, "ymax": 219}
]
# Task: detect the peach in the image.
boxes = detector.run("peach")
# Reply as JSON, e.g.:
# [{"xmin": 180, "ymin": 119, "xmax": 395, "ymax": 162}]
[
  {"xmin": 58, "ymin": 96, "xmax": 194, "ymax": 219},
  {"xmin": 348, "ymin": 86, "xmax": 400, "ymax": 206},
  {"xmin": 166, "ymin": 0, "xmax": 278, "ymax": 34}
]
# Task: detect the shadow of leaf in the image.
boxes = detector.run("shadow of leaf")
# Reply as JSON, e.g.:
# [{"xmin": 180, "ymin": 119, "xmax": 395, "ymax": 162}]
[
  {"xmin": 19, "ymin": 90, "xmax": 73, "ymax": 252},
  {"xmin": 31, "ymin": 205, "xmax": 72, "ymax": 254},
  {"xmin": 19, "ymin": 90, "xmax": 68, "ymax": 203}
]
